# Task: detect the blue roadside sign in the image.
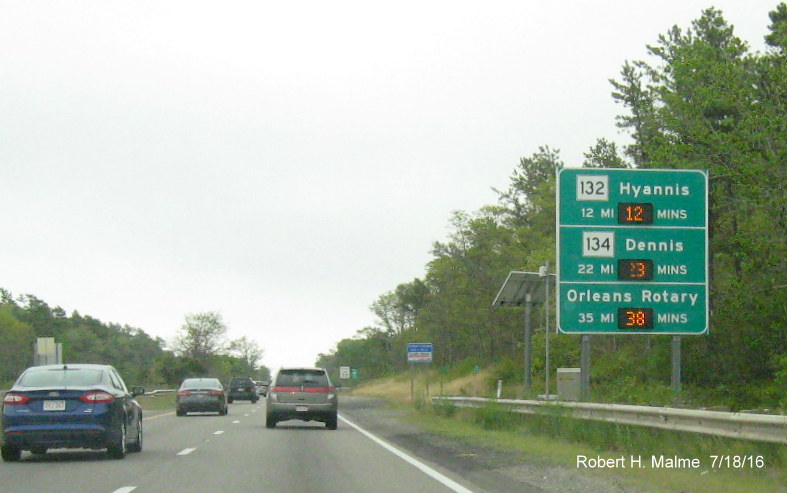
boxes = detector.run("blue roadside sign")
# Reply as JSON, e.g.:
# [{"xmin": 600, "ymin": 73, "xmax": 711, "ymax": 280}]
[{"xmin": 407, "ymin": 343, "xmax": 433, "ymax": 363}]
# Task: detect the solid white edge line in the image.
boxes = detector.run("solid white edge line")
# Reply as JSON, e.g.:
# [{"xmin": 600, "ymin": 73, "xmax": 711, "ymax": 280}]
[
  {"xmin": 339, "ymin": 415, "xmax": 476, "ymax": 493},
  {"xmin": 111, "ymin": 487, "xmax": 137, "ymax": 493}
]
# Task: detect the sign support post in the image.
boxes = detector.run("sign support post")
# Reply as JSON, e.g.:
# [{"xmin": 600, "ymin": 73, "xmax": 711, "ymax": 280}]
[
  {"xmin": 541, "ymin": 263, "xmax": 552, "ymax": 399},
  {"xmin": 580, "ymin": 335, "xmax": 590, "ymax": 400},
  {"xmin": 524, "ymin": 294, "xmax": 533, "ymax": 392},
  {"xmin": 672, "ymin": 336, "xmax": 682, "ymax": 402},
  {"xmin": 407, "ymin": 343, "xmax": 433, "ymax": 402}
]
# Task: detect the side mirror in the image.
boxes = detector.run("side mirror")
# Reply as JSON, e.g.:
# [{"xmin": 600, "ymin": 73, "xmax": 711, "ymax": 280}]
[{"xmin": 131, "ymin": 386, "xmax": 145, "ymax": 397}]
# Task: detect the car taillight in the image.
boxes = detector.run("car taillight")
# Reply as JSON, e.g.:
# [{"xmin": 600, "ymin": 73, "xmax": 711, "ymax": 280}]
[
  {"xmin": 79, "ymin": 391, "xmax": 115, "ymax": 403},
  {"xmin": 271, "ymin": 386, "xmax": 300, "ymax": 393},
  {"xmin": 304, "ymin": 387, "xmax": 332, "ymax": 393},
  {"xmin": 177, "ymin": 391, "xmax": 192, "ymax": 396},
  {"xmin": 3, "ymin": 393, "xmax": 30, "ymax": 405}
]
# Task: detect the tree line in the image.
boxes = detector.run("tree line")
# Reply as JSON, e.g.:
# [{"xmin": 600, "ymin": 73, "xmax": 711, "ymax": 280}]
[
  {"xmin": 317, "ymin": 5, "xmax": 787, "ymax": 410},
  {"xmin": 0, "ymin": 290, "xmax": 269, "ymax": 387}
]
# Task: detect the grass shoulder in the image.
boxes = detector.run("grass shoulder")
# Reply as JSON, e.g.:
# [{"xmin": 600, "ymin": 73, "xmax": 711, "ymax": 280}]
[
  {"xmin": 351, "ymin": 375, "xmax": 786, "ymax": 493},
  {"xmin": 136, "ymin": 391, "xmax": 176, "ymax": 411}
]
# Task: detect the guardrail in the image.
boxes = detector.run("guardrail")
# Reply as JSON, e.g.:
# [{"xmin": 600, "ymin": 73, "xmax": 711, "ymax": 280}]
[
  {"xmin": 143, "ymin": 389, "xmax": 175, "ymax": 396},
  {"xmin": 432, "ymin": 396, "xmax": 787, "ymax": 444}
]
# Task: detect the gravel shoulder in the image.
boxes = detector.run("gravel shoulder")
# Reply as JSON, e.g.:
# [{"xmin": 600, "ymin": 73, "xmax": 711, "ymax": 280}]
[{"xmin": 339, "ymin": 395, "xmax": 647, "ymax": 493}]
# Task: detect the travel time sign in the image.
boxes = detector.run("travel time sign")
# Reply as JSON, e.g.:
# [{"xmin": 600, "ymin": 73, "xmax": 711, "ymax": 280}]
[{"xmin": 556, "ymin": 168, "xmax": 708, "ymax": 335}]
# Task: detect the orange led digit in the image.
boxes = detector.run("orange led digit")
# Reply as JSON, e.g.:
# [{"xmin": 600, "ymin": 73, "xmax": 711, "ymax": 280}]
[
  {"xmin": 617, "ymin": 308, "xmax": 654, "ymax": 330},
  {"xmin": 617, "ymin": 259, "xmax": 654, "ymax": 281},
  {"xmin": 617, "ymin": 203, "xmax": 654, "ymax": 225}
]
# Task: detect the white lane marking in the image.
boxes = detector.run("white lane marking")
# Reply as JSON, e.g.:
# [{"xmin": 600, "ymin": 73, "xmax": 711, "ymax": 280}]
[
  {"xmin": 213, "ymin": 430, "xmax": 224, "ymax": 435},
  {"xmin": 177, "ymin": 448, "xmax": 196, "ymax": 456},
  {"xmin": 339, "ymin": 415, "xmax": 475, "ymax": 493},
  {"xmin": 111, "ymin": 488, "xmax": 137, "ymax": 493},
  {"xmin": 232, "ymin": 420, "xmax": 240, "ymax": 424},
  {"xmin": 243, "ymin": 413, "xmax": 250, "ymax": 417}
]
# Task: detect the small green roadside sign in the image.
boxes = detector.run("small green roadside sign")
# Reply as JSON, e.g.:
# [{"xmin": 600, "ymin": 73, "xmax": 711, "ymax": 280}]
[{"xmin": 557, "ymin": 168, "xmax": 708, "ymax": 335}]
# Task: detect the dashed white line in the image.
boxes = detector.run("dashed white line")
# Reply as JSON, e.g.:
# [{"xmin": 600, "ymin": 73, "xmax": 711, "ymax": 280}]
[
  {"xmin": 111, "ymin": 487, "xmax": 137, "ymax": 493},
  {"xmin": 232, "ymin": 420, "xmax": 240, "ymax": 424},
  {"xmin": 177, "ymin": 448, "xmax": 196, "ymax": 456},
  {"xmin": 213, "ymin": 430, "xmax": 224, "ymax": 435}
]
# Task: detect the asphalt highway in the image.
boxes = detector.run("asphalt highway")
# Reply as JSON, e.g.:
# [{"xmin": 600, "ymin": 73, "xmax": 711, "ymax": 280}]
[{"xmin": 0, "ymin": 399, "xmax": 484, "ymax": 493}]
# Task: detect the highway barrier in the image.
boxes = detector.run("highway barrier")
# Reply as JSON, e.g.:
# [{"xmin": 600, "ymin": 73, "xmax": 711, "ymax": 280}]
[{"xmin": 431, "ymin": 396, "xmax": 787, "ymax": 444}]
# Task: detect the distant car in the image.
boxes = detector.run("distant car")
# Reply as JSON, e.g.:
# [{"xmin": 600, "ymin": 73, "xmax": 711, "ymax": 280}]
[
  {"xmin": 1, "ymin": 364, "xmax": 144, "ymax": 462},
  {"xmin": 266, "ymin": 367, "xmax": 337, "ymax": 430},
  {"xmin": 254, "ymin": 380, "xmax": 269, "ymax": 397},
  {"xmin": 176, "ymin": 378, "xmax": 228, "ymax": 416},
  {"xmin": 228, "ymin": 376, "xmax": 258, "ymax": 403}
]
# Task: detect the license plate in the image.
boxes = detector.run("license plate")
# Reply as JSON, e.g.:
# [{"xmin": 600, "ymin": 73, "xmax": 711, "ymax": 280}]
[
  {"xmin": 295, "ymin": 406, "xmax": 308, "ymax": 412},
  {"xmin": 43, "ymin": 400, "xmax": 66, "ymax": 411}
]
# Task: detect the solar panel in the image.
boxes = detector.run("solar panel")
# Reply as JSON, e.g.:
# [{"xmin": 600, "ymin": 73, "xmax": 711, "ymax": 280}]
[{"xmin": 492, "ymin": 271, "xmax": 547, "ymax": 307}]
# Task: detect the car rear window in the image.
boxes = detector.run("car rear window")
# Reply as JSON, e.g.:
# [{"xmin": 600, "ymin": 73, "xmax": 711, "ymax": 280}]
[
  {"xmin": 181, "ymin": 379, "xmax": 222, "ymax": 390},
  {"xmin": 231, "ymin": 378, "xmax": 252, "ymax": 385},
  {"xmin": 19, "ymin": 368, "xmax": 104, "ymax": 387},
  {"xmin": 275, "ymin": 370, "xmax": 329, "ymax": 388}
]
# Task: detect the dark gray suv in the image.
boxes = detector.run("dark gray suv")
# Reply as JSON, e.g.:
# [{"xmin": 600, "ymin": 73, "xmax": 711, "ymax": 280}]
[
  {"xmin": 228, "ymin": 376, "xmax": 258, "ymax": 403},
  {"xmin": 265, "ymin": 367, "xmax": 337, "ymax": 430}
]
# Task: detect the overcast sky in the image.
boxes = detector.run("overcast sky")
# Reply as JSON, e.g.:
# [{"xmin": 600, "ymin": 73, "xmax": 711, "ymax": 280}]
[{"xmin": 0, "ymin": 1, "xmax": 777, "ymax": 372}]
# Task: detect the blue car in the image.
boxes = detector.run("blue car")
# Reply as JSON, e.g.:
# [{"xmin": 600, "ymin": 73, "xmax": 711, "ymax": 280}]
[{"xmin": 1, "ymin": 364, "xmax": 145, "ymax": 461}]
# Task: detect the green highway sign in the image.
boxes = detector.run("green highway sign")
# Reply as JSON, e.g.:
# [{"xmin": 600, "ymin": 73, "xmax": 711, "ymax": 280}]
[{"xmin": 557, "ymin": 168, "xmax": 708, "ymax": 335}]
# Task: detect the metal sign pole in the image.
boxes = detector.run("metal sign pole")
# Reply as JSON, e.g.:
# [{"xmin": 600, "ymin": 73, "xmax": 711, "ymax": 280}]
[
  {"xmin": 580, "ymin": 335, "xmax": 590, "ymax": 400},
  {"xmin": 542, "ymin": 262, "xmax": 551, "ymax": 399},
  {"xmin": 672, "ymin": 336, "xmax": 682, "ymax": 403},
  {"xmin": 410, "ymin": 364, "xmax": 414, "ymax": 402},
  {"xmin": 524, "ymin": 294, "xmax": 533, "ymax": 393}
]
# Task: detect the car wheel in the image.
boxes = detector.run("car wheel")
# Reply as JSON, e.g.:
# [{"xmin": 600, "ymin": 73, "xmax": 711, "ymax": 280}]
[
  {"xmin": 218, "ymin": 405, "xmax": 226, "ymax": 416},
  {"xmin": 106, "ymin": 421, "xmax": 127, "ymax": 459},
  {"xmin": 176, "ymin": 409, "xmax": 185, "ymax": 416},
  {"xmin": 1, "ymin": 444, "xmax": 21, "ymax": 462},
  {"xmin": 127, "ymin": 418, "xmax": 143, "ymax": 453},
  {"xmin": 228, "ymin": 397, "xmax": 234, "ymax": 404},
  {"xmin": 325, "ymin": 413, "xmax": 338, "ymax": 430},
  {"xmin": 265, "ymin": 413, "xmax": 277, "ymax": 428}
]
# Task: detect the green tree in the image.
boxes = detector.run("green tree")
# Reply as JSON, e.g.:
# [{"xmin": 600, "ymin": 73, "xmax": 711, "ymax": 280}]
[
  {"xmin": 583, "ymin": 138, "xmax": 630, "ymax": 168},
  {"xmin": 0, "ymin": 309, "xmax": 35, "ymax": 382},
  {"xmin": 765, "ymin": 2, "xmax": 787, "ymax": 50},
  {"xmin": 172, "ymin": 312, "xmax": 229, "ymax": 360},
  {"xmin": 609, "ymin": 6, "xmax": 787, "ymax": 394},
  {"xmin": 228, "ymin": 336, "xmax": 265, "ymax": 375}
]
